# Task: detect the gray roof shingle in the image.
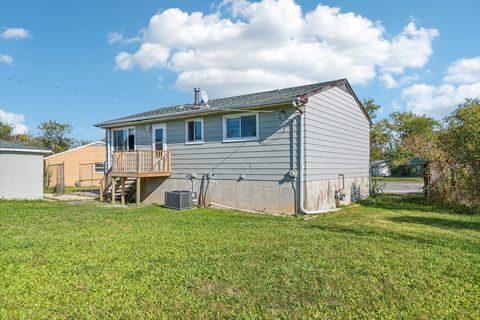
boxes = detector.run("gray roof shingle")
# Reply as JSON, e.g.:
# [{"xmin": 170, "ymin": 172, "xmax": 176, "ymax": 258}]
[{"xmin": 95, "ymin": 78, "xmax": 368, "ymax": 127}]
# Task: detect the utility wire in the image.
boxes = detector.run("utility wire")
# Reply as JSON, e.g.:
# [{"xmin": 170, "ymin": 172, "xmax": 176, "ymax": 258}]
[{"xmin": 6, "ymin": 76, "xmax": 163, "ymax": 105}]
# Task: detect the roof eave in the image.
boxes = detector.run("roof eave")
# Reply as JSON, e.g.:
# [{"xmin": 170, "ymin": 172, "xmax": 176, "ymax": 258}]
[
  {"xmin": 0, "ymin": 148, "xmax": 52, "ymax": 154},
  {"xmin": 44, "ymin": 140, "xmax": 105, "ymax": 159},
  {"xmin": 299, "ymin": 78, "xmax": 373, "ymax": 128},
  {"xmin": 95, "ymin": 101, "xmax": 294, "ymax": 129}
]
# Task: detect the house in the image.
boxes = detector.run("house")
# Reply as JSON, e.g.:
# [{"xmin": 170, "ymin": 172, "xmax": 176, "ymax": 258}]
[
  {"xmin": 370, "ymin": 160, "xmax": 391, "ymax": 177},
  {"xmin": 95, "ymin": 79, "xmax": 372, "ymax": 214},
  {"xmin": 0, "ymin": 141, "xmax": 51, "ymax": 199},
  {"xmin": 45, "ymin": 141, "xmax": 106, "ymax": 188}
]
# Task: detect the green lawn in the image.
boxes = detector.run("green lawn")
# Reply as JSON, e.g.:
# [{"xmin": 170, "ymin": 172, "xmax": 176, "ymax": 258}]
[
  {"xmin": 373, "ymin": 176, "xmax": 424, "ymax": 183},
  {"xmin": 44, "ymin": 186, "xmax": 100, "ymax": 194},
  {"xmin": 1, "ymin": 196, "xmax": 479, "ymax": 319}
]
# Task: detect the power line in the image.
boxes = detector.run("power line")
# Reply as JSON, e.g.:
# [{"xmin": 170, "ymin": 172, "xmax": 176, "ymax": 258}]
[{"xmin": 6, "ymin": 76, "xmax": 163, "ymax": 105}]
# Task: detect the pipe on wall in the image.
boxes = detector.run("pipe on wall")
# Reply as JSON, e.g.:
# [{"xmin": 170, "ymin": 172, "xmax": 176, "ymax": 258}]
[{"xmin": 295, "ymin": 101, "xmax": 338, "ymax": 215}]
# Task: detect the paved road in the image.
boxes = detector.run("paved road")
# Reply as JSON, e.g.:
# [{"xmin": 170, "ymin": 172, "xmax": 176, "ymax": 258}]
[{"xmin": 381, "ymin": 183, "xmax": 424, "ymax": 194}]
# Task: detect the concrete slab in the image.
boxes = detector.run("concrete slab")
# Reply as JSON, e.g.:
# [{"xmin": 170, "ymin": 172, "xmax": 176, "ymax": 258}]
[
  {"xmin": 381, "ymin": 183, "xmax": 423, "ymax": 194},
  {"xmin": 44, "ymin": 193, "xmax": 96, "ymax": 201}
]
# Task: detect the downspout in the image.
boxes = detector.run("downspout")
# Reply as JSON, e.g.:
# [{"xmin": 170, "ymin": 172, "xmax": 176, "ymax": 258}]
[
  {"xmin": 106, "ymin": 129, "xmax": 111, "ymax": 169},
  {"xmin": 294, "ymin": 100, "xmax": 338, "ymax": 215}
]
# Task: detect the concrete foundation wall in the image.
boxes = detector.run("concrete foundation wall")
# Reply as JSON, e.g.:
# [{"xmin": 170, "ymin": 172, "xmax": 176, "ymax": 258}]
[
  {"xmin": 141, "ymin": 177, "xmax": 296, "ymax": 215},
  {"xmin": 304, "ymin": 176, "xmax": 370, "ymax": 211}
]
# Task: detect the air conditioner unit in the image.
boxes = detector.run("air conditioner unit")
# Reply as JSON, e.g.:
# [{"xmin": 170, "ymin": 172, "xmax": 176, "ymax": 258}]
[{"xmin": 165, "ymin": 190, "xmax": 192, "ymax": 210}]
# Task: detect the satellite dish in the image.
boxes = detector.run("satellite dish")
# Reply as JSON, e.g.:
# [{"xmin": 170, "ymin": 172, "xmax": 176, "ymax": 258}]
[{"xmin": 201, "ymin": 90, "xmax": 209, "ymax": 104}]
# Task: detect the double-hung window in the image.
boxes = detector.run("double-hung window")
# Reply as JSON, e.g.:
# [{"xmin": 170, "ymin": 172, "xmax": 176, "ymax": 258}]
[
  {"xmin": 223, "ymin": 113, "xmax": 258, "ymax": 142},
  {"xmin": 93, "ymin": 162, "xmax": 105, "ymax": 173},
  {"xmin": 185, "ymin": 119, "xmax": 204, "ymax": 144}
]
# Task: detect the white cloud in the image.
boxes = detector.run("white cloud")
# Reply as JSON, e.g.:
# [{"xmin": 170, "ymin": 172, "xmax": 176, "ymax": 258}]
[
  {"xmin": 380, "ymin": 73, "xmax": 398, "ymax": 88},
  {"xmin": 402, "ymin": 56, "xmax": 480, "ymax": 117},
  {"xmin": 107, "ymin": 31, "xmax": 143, "ymax": 44},
  {"xmin": 381, "ymin": 22, "xmax": 438, "ymax": 74},
  {"xmin": 0, "ymin": 27, "xmax": 30, "ymax": 39},
  {"xmin": 0, "ymin": 109, "xmax": 28, "ymax": 134},
  {"xmin": 443, "ymin": 57, "xmax": 480, "ymax": 84},
  {"xmin": 113, "ymin": 0, "xmax": 438, "ymax": 96},
  {"xmin": 115, "ymin": 43, "xmax": 170, "ymax": 70},
  {"xmin": 380, "ymin": 72, "xmax": 421, "ymax": 89},
  {"xmin": 0, "ymin": 53, "xmax": 13, "ymax": 65}
]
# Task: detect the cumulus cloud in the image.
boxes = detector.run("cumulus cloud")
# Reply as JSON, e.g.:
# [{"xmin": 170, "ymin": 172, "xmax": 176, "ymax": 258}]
[
  {"xmin": 402, "ymin": 56, "xmax": 480, "ymax": 117},
  {"xmin": 0, "ymin": 27, "xmax": 30, "ymax": 39},
  {"xmin": 0, "ymin": 109, "xmax": 28, "ymax": 134},
  {"xmin": 381, "ymin": 22, "xmax": 438, "ymax": 74},
  {"xmin": 443, "ymin": 57, "xmax": 480, "ymax": 84},
  {"xmin": 380, "ymin": 73, "xmax": 398, "ymax": 89},
  {"xmin": 0, "ymin": 53, "xmax": 13, "ymax": 65},
  {"xmin": 113, "ymin": 0, "xmax": 438, "ymax": 96}
]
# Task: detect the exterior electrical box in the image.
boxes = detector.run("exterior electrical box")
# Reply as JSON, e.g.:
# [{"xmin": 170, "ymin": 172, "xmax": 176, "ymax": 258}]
[{"xmin": 165, "ymin": 190, "xmax": 193, "ymax": 210}]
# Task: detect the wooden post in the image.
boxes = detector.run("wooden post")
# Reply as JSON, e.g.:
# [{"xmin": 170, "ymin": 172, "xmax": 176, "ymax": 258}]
[
  {"xmin": 121, "ymin": 177, "xmax": 125, "ymax": 205},
  {"xmin": 136, "ymin": 177, "xmax": 141, "ymax": 206},
  {"xmin": 136, "ymin": 151, "xmax": 140, "ymax": 175},
  {"xmin": 111, "ymin": 177, "xmax": 116, "ymax": 204},
  {"xmin": 99, "ymin": 179, "xmax": 104, "ymax": 202}
]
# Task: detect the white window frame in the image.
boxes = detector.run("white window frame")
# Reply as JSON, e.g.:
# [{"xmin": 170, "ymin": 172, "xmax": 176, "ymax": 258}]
[
  {"xmin": 111, "ymin": 126, "xmax": 136, "ymax": 152},
  {"xmin": 185, "ymin": 118, "xmax": 204, "ymax": 145},
  {"xmin": 93, "ymin": 162, "xmax": 105, "ymax": 174},
  {"xmin": 152, "ymin": 124, "xmax": 167, "ymax": 150},
  {"xmin": 222, "ymin": 112, "xmax": 259, "ymax": 142}
]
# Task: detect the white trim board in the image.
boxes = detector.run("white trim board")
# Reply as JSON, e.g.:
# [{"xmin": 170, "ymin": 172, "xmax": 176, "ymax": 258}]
[{"xmin": 0, "ymin": 148, "xmax": 52, "ymax": 154}]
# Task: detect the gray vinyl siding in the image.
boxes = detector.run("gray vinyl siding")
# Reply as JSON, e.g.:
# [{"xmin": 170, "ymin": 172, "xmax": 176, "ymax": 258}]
[
  {"xmin": 133, "ymin": 105, "xmax": 297, "ymax": 181},
  {"xmin": 304, "ymin": 87, "xmax": 370, "ymax": 181}
]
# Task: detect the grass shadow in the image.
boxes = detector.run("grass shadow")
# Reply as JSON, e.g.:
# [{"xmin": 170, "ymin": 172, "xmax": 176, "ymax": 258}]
[
  {"xmin": 304, "ymin": 222, "xmax": 479, "ymax": 255},
  {"xmin": 387, "ymin": 216, "xmax": 480, "ymax": 232},
  {"xmin": 360, "ymin": 194, "xmax": 479, "ymax": 215}
]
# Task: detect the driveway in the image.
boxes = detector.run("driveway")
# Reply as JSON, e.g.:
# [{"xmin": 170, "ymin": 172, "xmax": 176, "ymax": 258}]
[{"xmin": 381, "ymin": 182, "xmax": 424, "ymax": 194}]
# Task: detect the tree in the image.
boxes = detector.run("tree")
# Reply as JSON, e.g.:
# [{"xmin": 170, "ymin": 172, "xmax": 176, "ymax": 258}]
[
  {"xmin": 362, "ymin": 98, "xmax": 392, "ymax": 161},
  {"xmin": 37, "ymin": 120, "xmax": 75, "ymax": 153},
  {"xmin": 389, "ymin": 111, "xmax": 439, "ymax": 140},
  {"xmin": 442, "ymin": 98, "xmax": 480, "ymax": 163},
  {"xmin": 363, "ymin": 98, "xmax": 382, "ymax": 121},
  {"xmin": 0, "ymin": 122, "xmax": 13, "ymax": 141},
  {"xmin": 370, "ymin": 119, "xmax": 392, "ymax": 161}
]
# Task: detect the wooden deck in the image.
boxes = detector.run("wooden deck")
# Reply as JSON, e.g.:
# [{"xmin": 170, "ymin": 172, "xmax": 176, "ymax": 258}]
[
  {"xmin": 100, "ymin": 150, "xmax": 172, "ymax": 205},
  {"xmin": 111, "ymin": 150, "xmax": 172, "ymax": 178}
]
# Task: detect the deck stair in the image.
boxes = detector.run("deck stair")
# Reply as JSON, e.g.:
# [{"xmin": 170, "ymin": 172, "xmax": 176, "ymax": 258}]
[{"xmin": 104, "ymin": 177, "xmax": 137, "ymax": 203}]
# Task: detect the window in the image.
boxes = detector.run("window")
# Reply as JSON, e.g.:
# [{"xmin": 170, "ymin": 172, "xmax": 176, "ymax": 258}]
[
  {"xmin": 93, "ymin": 162, "xmax": 105, "ymax": 173},
  {"xmin": 112, "ymin": 128, "xmax": 135, "ymax": 151},
  {"xmin": 185, "ymin": 119, "xmax": 204, "ymax": 144},
  {"xmin": 223, "ymin": 113, "xmax": 258, "ymax": 141}
]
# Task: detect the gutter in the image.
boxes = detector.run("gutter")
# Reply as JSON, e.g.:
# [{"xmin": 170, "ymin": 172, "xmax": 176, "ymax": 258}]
[{"xmin": 95, "ymin": 101, "xmax": 293, "ymax": 129}]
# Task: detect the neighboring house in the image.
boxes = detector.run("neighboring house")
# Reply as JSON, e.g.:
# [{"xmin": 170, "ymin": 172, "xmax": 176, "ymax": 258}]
[
  {"xmin": 370, "ymin": 160, "xmax": 391, "ymax": 177},
  {"xmin": 0, "ymin": 141, "xmax": 51, "ymax": 199},
  {"xmin": 408, "ymin": 157, "xmax": 426, "ymax": 176},
  {"xmin": 45, "ymin": 141, "xmax": 106, "ymax": 187},
  {"xmin": 95, "ymin": 79, "xmax": 372, "ymax": 214}
]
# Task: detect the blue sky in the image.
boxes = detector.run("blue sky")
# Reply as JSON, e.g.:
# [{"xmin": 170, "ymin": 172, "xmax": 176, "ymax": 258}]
[{"xmin": 1, "ymin": 0, "xmax": 479, "ymax": 141}]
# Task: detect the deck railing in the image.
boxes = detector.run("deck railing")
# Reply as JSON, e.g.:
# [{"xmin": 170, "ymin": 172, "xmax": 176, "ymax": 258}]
[{"xmin": 111, "ymin": 150, "xmax": 172, "ymax": 176}]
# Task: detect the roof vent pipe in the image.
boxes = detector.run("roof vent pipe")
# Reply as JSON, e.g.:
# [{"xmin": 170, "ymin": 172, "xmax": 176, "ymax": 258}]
[{"xmin": 194, "ymin": 88, "xmax": 200, "ymax": 106}]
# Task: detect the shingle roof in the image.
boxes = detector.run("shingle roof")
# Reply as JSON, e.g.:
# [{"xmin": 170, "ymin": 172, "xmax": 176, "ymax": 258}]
[
  {"xmin": 95, "ymin": 79, "xmax": 361, "ymax": 128},
  {"xmin": 0, "ymin": 140, "xmax": 51, "ymax": 153}
]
